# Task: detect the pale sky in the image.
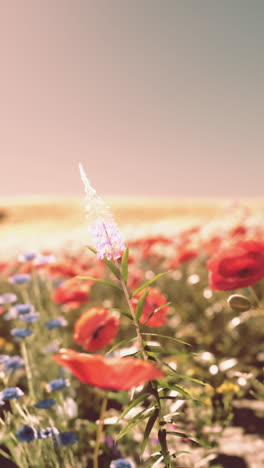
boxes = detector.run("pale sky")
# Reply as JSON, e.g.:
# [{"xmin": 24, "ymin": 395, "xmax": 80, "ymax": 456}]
[{"xmin": 1, "ymin": 1, "xmax": 264, "ymax": 198}]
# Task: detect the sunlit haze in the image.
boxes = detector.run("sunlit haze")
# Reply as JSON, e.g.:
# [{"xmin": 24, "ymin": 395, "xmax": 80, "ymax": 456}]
[{"xmin": 1, "ymin": 1, "xmax": 264, "ymax": 198}]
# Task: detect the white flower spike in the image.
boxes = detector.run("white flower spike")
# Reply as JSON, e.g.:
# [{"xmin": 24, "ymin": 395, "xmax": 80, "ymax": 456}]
[{"xmin": 79, "ymin": 163, "xmax": 125, "ymax": 260}]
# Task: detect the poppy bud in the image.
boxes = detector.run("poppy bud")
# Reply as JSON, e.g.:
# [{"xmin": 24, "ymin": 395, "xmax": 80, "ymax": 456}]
[{"xmin": 227, "ymin": 294, "xmax": 251, "ymax": 312}]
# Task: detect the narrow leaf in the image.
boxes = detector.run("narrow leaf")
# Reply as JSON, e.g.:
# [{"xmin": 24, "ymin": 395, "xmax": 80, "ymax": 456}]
[
  {"xmin": 116, "ymin": 408, "xmax": 152, "ymax": 441},
  {"xmin": 157, "ymin": 381, "xmax": 191, "ymax": 398},
  {"xmin": 136, "ymin": 289, "xmax": 149, "ymax": 321},
  {"xmin": 141, "ymin": 408, "xmax": 159, "ymax": 456},
  {"xmin": 132, "ymin": 272, "xmax": 169, "ymax": 296},
  {"xmin": 121, "ymin": 246, "xmax": 129, "ymax": 283},
  {"xmin": 142, "ymin": 302, "xmax": 171, "ymax": 326},
  {"xmin": 167, "ymin": 432, "xmax": 210, "ymax": 448},
  {"xmin": 103, "ymin": 258, "xmax": 120, "ymax": 279},
  {"xmin": 77, "ymin": 276, "xmax": 122, "ymax": 291},
  {"xmin": 110, "ymin": 308, "xmax": 132, "ymax": 320},
  {"xmin": 85, "ymin": 245, "xmax": 97, "ymax": 254},
  {"xmin": 141, "ymin": 333, "xmax": 190, "ymax": 347},
  {"xmin": 117, "ymin": 392, "xmax": 151, "ymax": 422},
  {"xmin": 106, "ymin": 337, "xmax": 137, "ymax": 356}
]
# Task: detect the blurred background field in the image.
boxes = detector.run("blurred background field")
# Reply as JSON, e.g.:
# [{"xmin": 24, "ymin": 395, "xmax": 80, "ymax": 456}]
[
  {"xmin": 1, "ymin": 198, "xmax": 264, "ymax": 467},
  {"xmin": 1, "ymin": 196, "xmax": 264, "ymax": 253}
]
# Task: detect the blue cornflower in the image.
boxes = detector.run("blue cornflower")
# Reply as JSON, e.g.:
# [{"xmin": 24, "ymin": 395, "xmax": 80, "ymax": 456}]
[
  {"xmin": 110, "ymin": 460, "xmax": 134, "ymax": 468},
  {"xmin": 15, "ymin": 304, "xmax": 34, "ymax": 315},
  {"xmin": 3, "ymin": 356, "xmax": 24, "ymax": 374},
  {"xmin": 5, "ymin": 304, "xmax": 34, "ymax": 321},
  {"xmin": 45, "ymin": 378, "xmax": 69, "ymax": 393},
  {"xmin": 55, "ymin": 432, "xmax": 78, "ymax": 446},
  {"xmin": 45, "ymin": 317, "xmax": 68, "ymax": 330},
  {"xmin": 20, "ymin": 312, "xmax": 39, "ymax": 324},
  {"xmin": 0, "ymin": 293, "xmax": 17, "ymax": 305},
  {"xmin": 34, "ymin": 399, "xmax": 56, "ymax": 409},
  {"xmin": 0, "ymin": 387, "xmax": 24, "ymax": 402},
  {"xmin": 11, "ymin": 328, "xmax": 33, "ymax": 338},
  {"xmin": 18, "ymin": 252, "xmax": 37, "ymax": 263},
  {"xmin": 9, "ymin": 274, "xmax": 32, "ymax": 285},
  {"xmin": 39, "ymin": 427, "xmax": 59, "ymax": 439},
  {"xmin": 16, "ymin": 425, "xmax": 37, "ymax": 443}
]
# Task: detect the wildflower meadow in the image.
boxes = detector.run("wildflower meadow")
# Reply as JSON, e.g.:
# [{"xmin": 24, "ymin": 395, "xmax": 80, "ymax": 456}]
[{"xmin": 0, "ymin": 168, "xmax": 263, "ymax": 468}]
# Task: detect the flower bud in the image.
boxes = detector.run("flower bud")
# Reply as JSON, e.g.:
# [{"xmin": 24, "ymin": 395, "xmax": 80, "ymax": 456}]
[{"xmin": 227, "ymin": 294, "xmax": 251, "ymax": 312}]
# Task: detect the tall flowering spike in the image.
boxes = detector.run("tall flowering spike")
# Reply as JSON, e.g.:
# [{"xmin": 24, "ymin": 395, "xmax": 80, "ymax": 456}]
[{"xmin": 79, "ymin": 163, "xmax": 125, "ymax": 260}]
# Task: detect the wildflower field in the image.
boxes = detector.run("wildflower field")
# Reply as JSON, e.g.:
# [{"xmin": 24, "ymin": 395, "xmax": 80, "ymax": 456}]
[{"xmin": 0, "ymin": 174, "xmax": 264, "ymax": 467}]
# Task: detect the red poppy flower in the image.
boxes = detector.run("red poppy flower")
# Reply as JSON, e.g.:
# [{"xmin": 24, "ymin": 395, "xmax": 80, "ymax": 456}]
[
  {"xmin": 52, "ymin": 278, "xmax": 91, "ymax": 306},
  {"xmin": 46, "ymin": 261, "xmax": 82, "ymax": 278},
  {"xmin": 207, "ymin": 240, "xmax": 264, "ymax": 291},
  {"xmin": 53, "ymin": 349, "xmax": 164, "ymax": 390},
  {"xmin": 132, "ymin": 287, "xmax": 169, "ymax": 327},
  {"xmin": 74, "ymin": 307, "xmax": 119, "ymax": 351},
  {"xmin": 167, "ymin": 248, "xmax": 198, "ymax": 269},
  {"xmin": 229, "ymin": 225, "xmax": 247, "ymax": 238},
  {"xmin": 126, "ymin": 268, "xmax": 145, "ymax": 290}
]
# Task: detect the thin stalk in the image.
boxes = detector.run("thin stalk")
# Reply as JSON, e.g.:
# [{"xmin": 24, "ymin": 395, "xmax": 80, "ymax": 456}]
[
  {"xmin": 101, "ymin": 226, "xmax": 171, "ymax": 466},
  {"xmin": 93, "ymin": 394, "xmax": 108, "ymax": 468},
  {"xmin": 118, "ymin": 270, "xmax": 147, "ymax": 359},
  {"xmin": 20, "ymin": 340, "xmax": 35, "ymax": 401},
  {"xmin": 114, "ymin": 260, "xmax": 171, "ymax": 467},
  {"xmin": 248, "ymin": 286, "xmax": 260, "ymax": 305}
]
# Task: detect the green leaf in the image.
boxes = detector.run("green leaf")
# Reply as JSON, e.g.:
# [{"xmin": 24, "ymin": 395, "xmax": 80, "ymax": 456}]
[
  {"xmin": 77, "ymin": 276, "xmax": 122, "ymax": 292},
  {"xmin": 121, "ymin": 246, "xmax": 129, "ymax": 283},
  {"xmin": 102, "ymin": 258, "xmax": 120, "ymax": 279},
  {"xmin": 166, "ymin": 370, "xmax": 206, "ymax": 386},
  {"xmin": 142, "ymin": 302, "xmax": 171, "ymax": 326},
  {"xmin": 141, "ymin": 408, "xmax": 159, "ymax": 457},
  {"xmin": 144, "ymin": 345, "xmax": 175, "ymax": 355},
  {"xmin": 115, "ymin": 408, "xmax": 153, "ymax": 441},
  {"xmin": 157, "ymin": 381, "xmax": 191, "ymax": 398},
  {"xmin": 167, "ymin": 432, "xmax": 210, "ymax": 449},
  {"xmin": 141, "ymin": 333, "xmax": 190, "ymax": 347},
  {"xmin": 106, "ymin": 337, "xmax": 136, "ymax": 356},
  {"xmin": 85, "ymin": 245, "xmax": 97, "ymax": 254},
  {"xmin": 117, "ymin": 392, "xmax": 151, "ymax": 422},
  {"xmin": 136, "ymin": 289, "xmax": 149, "ymax": 321},
  {"xmin": 132, "ymin": 272, "xmax": 169, "ymax": 296},
  {"xmin": 110, "ymin": 308, "xmax": 132, "ymax": 320}
]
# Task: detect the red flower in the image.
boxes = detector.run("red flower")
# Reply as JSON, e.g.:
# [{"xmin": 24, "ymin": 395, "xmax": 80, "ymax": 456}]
[
  {"xmin": 53, "ymin": 349, "xmax": 164, "ymax": 390},
  {"xmin": 46, "ymin": 261, "xmax": 82, "ymax": 278},
  {"xmin": 207, "ymin": 240, "xmax": 264, "ymax": 291},
  {"xmin": 74, "ymin": 308, "xmax": 119, "ymax": 351},
  {"xmin": 132, "ymin": 287, "xmax": 169, "ymax": 327},
  {"xmin": 52, "ymin": 278, "xmax": 91, "ymax": 307},
  {"xmin": 167, "ymin": 248, "xmax": 198, "ymax": 269},
  {"xmin": 126, "ymin": 268, "xmax": 145, "ymax": 290}
]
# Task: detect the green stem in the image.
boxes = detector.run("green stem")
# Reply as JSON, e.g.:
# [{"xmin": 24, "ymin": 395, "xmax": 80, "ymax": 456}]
[
  {"xmin": 115, "ymin": 259, "xmax": 172, "ymax": 466},
  {"xmin": 118, "ymin": 271, "xmax": 147, "ymax": 360},
  {"xmin": 248, "ymin": 286, "xmax": 260, "ymax": 306},
  {"xmin": 20, "ymin": 340, "xmax": 35, "ymax": 401},
  {"xmin": 93, "ymin": 394, "xmax": 108, "ymax": 468}
]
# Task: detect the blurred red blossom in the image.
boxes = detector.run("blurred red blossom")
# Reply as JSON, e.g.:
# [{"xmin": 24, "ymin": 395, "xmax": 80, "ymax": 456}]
[
  {"xmin": 74, "ymin": 307, "xmax": 119, "ymax": 351},
  {"xmin": 207, "ymin": 240, "xmax": 264, "ymax": 290},
  {"xmin": 132, "ymin": 287, "xmax": 169, "ymax": 327},
  {"xmin": 53, "ymin": 349, "xmax": 164, "ymax": 390},
  {"xmin": 52, "ymin": 278, "xmax": 91, "ymax": 307}
]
